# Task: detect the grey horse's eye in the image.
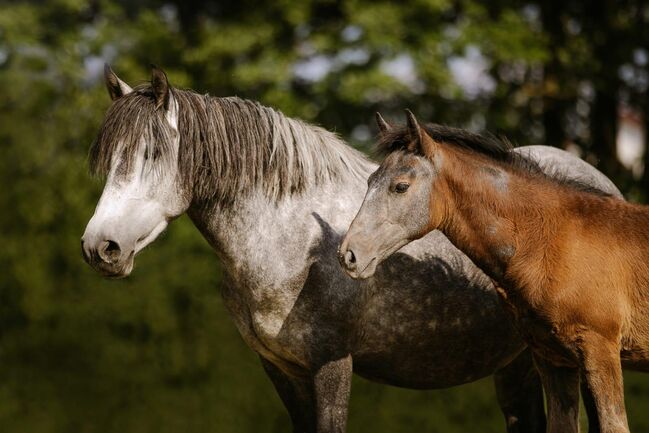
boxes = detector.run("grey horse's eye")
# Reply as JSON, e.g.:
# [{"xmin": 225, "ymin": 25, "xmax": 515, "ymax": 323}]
[
  {"xmin": 144, "ymin": 148, "xmax": 160, "ymax": 161},
  {"xmin": 395, "ymin": 182, "xmax": 410, "ymax": 193}
]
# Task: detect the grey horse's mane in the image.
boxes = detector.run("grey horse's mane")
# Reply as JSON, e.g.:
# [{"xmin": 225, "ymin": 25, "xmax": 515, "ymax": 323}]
[{"xmin": 90, "ymin": 85, "xmax": 373, "ymax": 204}]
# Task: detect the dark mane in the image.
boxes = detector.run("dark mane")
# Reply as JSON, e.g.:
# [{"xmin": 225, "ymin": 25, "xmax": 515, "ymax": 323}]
[
  {"xmin": 375, "ymin": 123, "xmax": 613, "ymax": 198},
  {"xmin": 90, "ymin": 85, "xmax": 373, "ymax": 204},
  {"xmin": 377, "ymin": 123, "xmax": 513, "ymax": 160}
]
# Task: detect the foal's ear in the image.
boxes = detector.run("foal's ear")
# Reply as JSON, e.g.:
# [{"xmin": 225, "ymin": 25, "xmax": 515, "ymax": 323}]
[
  {"xmin": 404, "ymin": 109, "xmax": 436, "ymax": 157},
  {"xmin": 150, "ymin": 64, "xmax": 170, "ymax": 111},
  {"xmin": 375, "ymin": 112, "xmax": 392, "ymax": 134},
  {"xmin": 104, "ymin": 64, "xmax": 132, "ymax": 101}
]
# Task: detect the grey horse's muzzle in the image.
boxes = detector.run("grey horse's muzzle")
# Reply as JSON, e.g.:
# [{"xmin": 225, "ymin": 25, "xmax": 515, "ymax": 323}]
[{"xmin": 81, "ymin": 233, "xmax": 134, "ymax": 278}]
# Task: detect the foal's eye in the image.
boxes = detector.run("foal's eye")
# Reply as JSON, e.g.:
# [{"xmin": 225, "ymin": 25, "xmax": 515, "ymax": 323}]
[{"xmin": 395, "ymin": 182, "xmax": 410, "ymax": 193}]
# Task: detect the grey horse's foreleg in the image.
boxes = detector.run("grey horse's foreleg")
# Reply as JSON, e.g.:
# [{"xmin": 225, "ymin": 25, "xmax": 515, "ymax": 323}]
[
  {"xmin": 534, "ymin": 354, "xmax": 581, "ymax": 433},
  {"xmin": 261, "ymin": 357, "xmax": 316, "ymax": 433},
  {"xmin": 313, "ymin": 354, "xmax": 353, "ymax": 433},
  {"xmin": 493, "ymin": 348, "xmax": 547, "ymax": 433}
]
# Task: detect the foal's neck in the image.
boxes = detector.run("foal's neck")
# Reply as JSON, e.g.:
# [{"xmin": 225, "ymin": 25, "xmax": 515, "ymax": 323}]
[{"xmin": 437, "ymin": 147, "xmax": 563, "ymax": 287}]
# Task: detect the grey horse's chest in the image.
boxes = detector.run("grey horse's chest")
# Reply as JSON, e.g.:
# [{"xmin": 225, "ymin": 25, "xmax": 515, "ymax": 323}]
[
  {"xmin": 209, "ymin": 189, "xmax": 364, "ymax": 371},
  {"xmin": 218, "ymin": 239, "xmax": 314, "ymax": 370},
  {"xmin": 219, "ymin": 272, "xmax": 312, "ymax": 373}
]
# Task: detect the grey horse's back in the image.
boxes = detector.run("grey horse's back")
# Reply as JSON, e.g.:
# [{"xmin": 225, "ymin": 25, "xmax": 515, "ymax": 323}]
[{"xmin": 514, "ymin": 145, "xmax": 622, "ymax": 198}]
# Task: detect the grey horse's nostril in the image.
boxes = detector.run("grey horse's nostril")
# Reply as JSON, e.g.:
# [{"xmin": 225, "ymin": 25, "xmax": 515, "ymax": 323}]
[
  {"xmin": 98, "ymin": 239, "xmax": 122, "ymax": 264},
  {"xmin": 105, "ymin": 240, "xmax": 120, "ymax": 253}
]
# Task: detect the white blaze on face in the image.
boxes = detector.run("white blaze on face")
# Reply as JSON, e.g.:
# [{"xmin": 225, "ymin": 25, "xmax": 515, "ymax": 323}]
[
  {"xmin": 82, "ymin": 96, "xmax": 188, "ymax": 275},
  {"xmin": 92, "ymin": 137, "xmax": 169, "ymax": 252}
]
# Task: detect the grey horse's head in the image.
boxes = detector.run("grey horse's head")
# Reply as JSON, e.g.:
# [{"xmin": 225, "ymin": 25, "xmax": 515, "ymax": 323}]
[{"xmin": 81, "ymin": 65, "xmax": 189, "ymax": 278}]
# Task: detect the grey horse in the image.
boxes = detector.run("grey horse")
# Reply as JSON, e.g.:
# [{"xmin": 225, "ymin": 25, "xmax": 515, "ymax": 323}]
[{"xmin": 81, "ymin": 65, "xmax": 621, "ymax": 433}]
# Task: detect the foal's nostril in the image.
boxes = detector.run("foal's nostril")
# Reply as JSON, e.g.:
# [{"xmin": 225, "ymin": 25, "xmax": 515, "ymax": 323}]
[
  {"xmin": 339, "ymin": 249, "xmax": 357, "ymax": 271},
  {"xmin": 98, "ymin": 239, "xmax": 122, "ymax": 264},
  {"xmin": 345, "ymin": 250, "xmax": 356, "ymax": 265}
]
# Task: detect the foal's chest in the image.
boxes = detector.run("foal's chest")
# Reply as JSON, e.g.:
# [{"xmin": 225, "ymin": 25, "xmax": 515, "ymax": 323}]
[{"xmin": 494, "ymin": 285, "xmax": 579, "ymax": 367}]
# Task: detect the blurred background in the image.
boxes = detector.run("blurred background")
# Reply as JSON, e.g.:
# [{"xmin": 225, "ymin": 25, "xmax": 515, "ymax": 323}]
[{"xmin": 1, "ymin": 0, "xmax": 649, "ymax": 432}]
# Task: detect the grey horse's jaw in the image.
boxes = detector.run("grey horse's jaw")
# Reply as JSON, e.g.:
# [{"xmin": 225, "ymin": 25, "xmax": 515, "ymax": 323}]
[{"xmin": 358, "ymin": 257, "xmax": 379, "ymax": 279}]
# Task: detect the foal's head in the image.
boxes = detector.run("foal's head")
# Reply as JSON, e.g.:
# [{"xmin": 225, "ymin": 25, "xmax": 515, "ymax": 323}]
[
  {"xmin": 81, "ymin": 65, "xmax": 188, "ymax": 278},
  {"xmin": 338, "ymin": 110, "xmax": 450, "ymax": 279}
]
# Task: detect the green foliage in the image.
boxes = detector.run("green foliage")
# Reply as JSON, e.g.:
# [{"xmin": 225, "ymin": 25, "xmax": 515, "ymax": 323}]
[{"xmin": 0, "ymin": 0, "xmax": 648, "ymax": 432}]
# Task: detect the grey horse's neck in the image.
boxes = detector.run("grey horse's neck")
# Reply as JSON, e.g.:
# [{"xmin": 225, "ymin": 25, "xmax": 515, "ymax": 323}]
[
  {"xmin": 185, "ymin": 100, "xmax": 375, "ymax": 285},
  {"xmin": 184, "ymin": 109, "xmax": 376, "ymax": 367}
]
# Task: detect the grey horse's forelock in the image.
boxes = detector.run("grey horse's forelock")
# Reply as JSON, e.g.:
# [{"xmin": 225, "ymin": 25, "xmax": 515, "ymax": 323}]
[
  {"xmin": 90, "ymin": 86, "xmax": 175, "ymax": 179},
  {"xmin": 90, "ymin": 85, "xmax": 373, "ymax": 204}
]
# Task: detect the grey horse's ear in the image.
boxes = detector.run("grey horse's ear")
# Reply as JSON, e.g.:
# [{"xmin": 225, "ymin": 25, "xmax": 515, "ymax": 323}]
[
  {"xmin": 104, "ymin": 64, "xmax": 132, "ymax": 101},
  {"xmin": 150, "ymin": 64, "xmax": 170, "ymax": 110},
  {"xmin": 404, "ymin": 109, "xmax": 436, "ymax": 157},
  {"xmin": 375, "ymin": 112, "xmax": 391, "ymax": 134}
]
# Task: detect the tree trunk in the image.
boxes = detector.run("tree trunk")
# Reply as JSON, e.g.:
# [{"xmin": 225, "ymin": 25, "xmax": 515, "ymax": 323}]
[{"xmin": 540, "ymin": 0, "xmax": 567, "ymax": 148}]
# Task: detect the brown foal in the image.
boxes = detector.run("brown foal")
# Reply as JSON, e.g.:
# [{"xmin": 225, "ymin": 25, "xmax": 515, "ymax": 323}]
[{"xmin": 339, "ymin": 110, "xmax": 649, "ymax": 433}]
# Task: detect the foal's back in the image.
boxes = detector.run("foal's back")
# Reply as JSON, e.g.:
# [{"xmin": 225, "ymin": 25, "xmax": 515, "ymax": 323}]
[{"xmin": 559, "ymin": 191, "xmax": 649, "ymax": 288}]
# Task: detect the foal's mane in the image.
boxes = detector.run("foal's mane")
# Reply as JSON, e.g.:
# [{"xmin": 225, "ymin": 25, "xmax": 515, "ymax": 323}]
[
  {"xmin": 376, "ymin": 123, "xmax": 612, "ymax": 197},
  {"xmin": 90, "ymin": 85, "xmax": 373, "ymax": 204}
]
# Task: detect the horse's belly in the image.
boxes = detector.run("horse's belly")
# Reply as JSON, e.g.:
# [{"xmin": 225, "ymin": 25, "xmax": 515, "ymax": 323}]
[
  {"xmin": 349, "ymin": 297, "xmax": 524, "ymax": 388},
  {"xmin": 351, "ymin": 326, "xmax": 524, "ymax": 389},
  {"xmin": 621, "ymin": 340, "xmax": 649, "ymax": 372},
  {"xmin": 622, "ymin": 358, "xmax": 649, "ymax": 372}
]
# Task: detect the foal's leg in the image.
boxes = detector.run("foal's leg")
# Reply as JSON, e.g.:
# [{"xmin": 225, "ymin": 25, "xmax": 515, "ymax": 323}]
[
  {"xmin": 261, "ymin": 357, "xmax": 316, "ymax": 433},
  {"xmin": 493, "ymin": 348, "xmax": 546, "ymax": 433},
  {"xmin": 579, "ymin": 334, "xmax": 629, "ymax": 433},
  {"xmin": 533, "ymin": 354, "xmax": 581, "ymax": 433},
  {"xmin": 313, "ymin": 354, "xmax": 353, "ymax": 433},
  {"xmin": 581, "ymin": 376, "xmax": 601, "ymax": 433}
]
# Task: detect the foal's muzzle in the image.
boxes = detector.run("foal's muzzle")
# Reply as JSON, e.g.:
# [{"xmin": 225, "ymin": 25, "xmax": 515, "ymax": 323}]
[{"xmin": 338, "ymin": 237, "xmax": 379, "ymax": 280}]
